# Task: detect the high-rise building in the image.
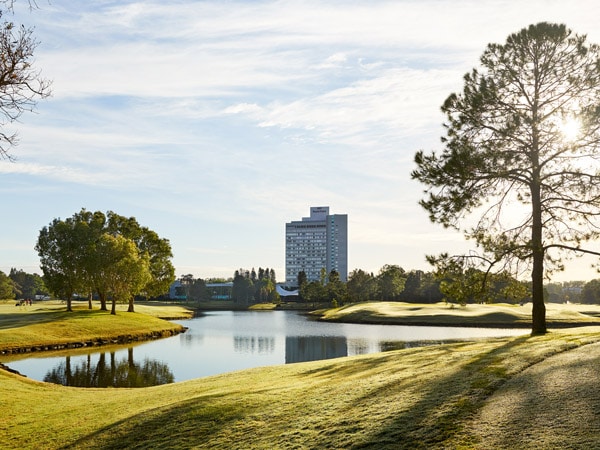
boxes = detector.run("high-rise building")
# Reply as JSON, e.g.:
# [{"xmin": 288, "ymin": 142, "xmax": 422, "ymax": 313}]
[{"xmin": 285, "ymin": 206, "xmax": 348, "ymax": 285}]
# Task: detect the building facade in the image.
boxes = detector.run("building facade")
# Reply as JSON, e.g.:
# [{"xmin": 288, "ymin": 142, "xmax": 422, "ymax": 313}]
[{"xmin": 285, "ymin": 206, "xmax": 348, "ymax": 285}]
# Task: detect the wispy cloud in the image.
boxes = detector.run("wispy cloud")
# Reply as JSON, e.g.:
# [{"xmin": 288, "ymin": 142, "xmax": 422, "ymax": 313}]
[{"xmin": 4, "ymin": 0, "xmax": 600, "ymax": 281}]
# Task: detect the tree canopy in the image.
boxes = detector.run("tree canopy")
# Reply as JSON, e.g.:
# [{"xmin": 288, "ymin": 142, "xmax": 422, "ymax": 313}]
[
  {"xmin": 36, "ymin": 209, "xmax": 175, "ymax": 313},
  {"xmin": 412, "ymin": 23, "xmax": 600, "ymax": 334}
]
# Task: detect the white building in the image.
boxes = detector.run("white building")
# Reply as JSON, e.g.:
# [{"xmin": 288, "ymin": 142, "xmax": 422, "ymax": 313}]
[{"xmin": 285, "ymin": 206, "xmax": 348, "ymax": 285}]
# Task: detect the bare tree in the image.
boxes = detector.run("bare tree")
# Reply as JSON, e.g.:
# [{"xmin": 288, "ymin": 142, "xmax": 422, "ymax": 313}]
[{"xmin": 0, "ymin": 2, "xmax": 50, "ymax": 160}]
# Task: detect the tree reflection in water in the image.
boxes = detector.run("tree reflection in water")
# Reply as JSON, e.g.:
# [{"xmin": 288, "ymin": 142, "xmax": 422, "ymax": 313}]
[{"xmin": 43, "ymin": 348, "xmax": 174, "ymax": 388}]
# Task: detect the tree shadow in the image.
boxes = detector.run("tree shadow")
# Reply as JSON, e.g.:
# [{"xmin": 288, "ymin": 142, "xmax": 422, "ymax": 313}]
[
  {"xmin": 342, "ymin": 335, "xmax": 537, "ymax": 449},
  {"xmin": 60, "ymin": 393, "xmax": 249, "ymax": 450},
  {"xmin": 466, "ymin": 341, "xmax": 600, "ymax": 448}
]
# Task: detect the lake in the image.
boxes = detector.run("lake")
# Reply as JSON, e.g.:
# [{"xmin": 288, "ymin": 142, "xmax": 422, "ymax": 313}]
[{"xmin": 4, "ymin": 310, "xmax": 528, "ymax": 387}]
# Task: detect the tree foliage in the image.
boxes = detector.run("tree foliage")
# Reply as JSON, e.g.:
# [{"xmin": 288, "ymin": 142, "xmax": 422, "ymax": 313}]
[
  {"xmin": 8, "ymin": 267, "xmax": 46, "ymax": 298},
  {"xmin": 412, "ymin": 23, "xmax": 600, "ymax": 334},
  {"xmin": 36, "ymin": 209, "xmax": 174, "ymax": 313},
  {"xmin": 0, "ymin": 269, "xmax": 15, "ymax": 299}
]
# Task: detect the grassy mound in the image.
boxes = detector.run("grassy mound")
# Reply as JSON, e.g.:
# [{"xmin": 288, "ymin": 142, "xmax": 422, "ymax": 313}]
[
  {"xmin": 0, "ymin": 300, "xmax": 191, "ymax": 353},
  {"xmin": 314, "ymin": 301, "xmax": 600, "ymax": 327}
]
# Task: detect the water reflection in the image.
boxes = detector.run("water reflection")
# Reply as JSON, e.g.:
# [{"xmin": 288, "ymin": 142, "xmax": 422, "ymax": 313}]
[
  {"xmin": 234, "ymin": 336, "xmax": 276, "ymax": 354},
  {"xmin": 286, "ymin": 336, "xmax": 348, "ymax": 363},
  {"xmin": 43, "ymin": 348, "xmax": 174, "ymax": 388},
  {"xmin": 5, "ymin": 310, "xmax": 529, "ymax": 387}
]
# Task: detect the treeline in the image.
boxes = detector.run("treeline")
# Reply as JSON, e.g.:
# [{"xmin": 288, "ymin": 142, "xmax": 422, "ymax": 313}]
[
  {"xmin": 174, "ymin": 268, "xmax": 279, "ymax": 304},
  {"xmin": 0, "ymin": 268, "xmax": 50, "ymax": 300},
  {"xmin": 297, "ymin": 265, "xmax": 443, "ymax": 306},
  {"xmin": 232, "ymin": 267, "xmax": 279, "ymax": 304},
  {"xmin": 296, "ymin": 265, "xmax": 600, "ymax": 306}
]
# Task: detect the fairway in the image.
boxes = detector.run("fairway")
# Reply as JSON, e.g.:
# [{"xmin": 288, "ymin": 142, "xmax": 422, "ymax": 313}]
[{"xmin": 2, "ymin": 301, "xmax": 600, "ymax": 448}]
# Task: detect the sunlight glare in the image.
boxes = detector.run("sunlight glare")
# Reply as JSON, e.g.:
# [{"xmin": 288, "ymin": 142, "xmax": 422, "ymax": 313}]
[{"xmin": 559, "ymin": 117, "xmax": 581, "ymax": 142}]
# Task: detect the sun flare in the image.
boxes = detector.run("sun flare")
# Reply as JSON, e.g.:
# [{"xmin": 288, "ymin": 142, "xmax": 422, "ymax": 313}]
[{"xmin": 559, "ymin": 117, "xmax": 581, "ymax": 142}]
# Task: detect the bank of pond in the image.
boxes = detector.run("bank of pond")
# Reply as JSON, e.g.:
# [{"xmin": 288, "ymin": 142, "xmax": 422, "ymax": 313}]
[{"xmin": 3, "ymin": 309, "xmax": 528, "ymax": 387}]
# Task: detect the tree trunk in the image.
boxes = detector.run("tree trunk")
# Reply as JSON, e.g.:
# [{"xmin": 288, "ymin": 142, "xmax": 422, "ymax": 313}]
[
  {"xmin": 98, "ymin": 290, "xmax": 108, "ymax": 311},
  {"xmin": 88, "ymin": 292, "xmax": 93, "ymax": 310},
  {"xmin": 128, "ymin": 296, "xmax": 135, "ymax": 313},
  {"xmin": 110, "ymin": 298, "xmax": 116, "ymax": 315},
  {"xmin": 530, "ymin": 147, "xmax": 547, "ymax": 335},
  {"xmin": 66, "ymin": 290, "xmax": 73, "ymax": 312},
  {"xmin": 531, "ymin": 247, "xmax": 547, "ymax": 334}
]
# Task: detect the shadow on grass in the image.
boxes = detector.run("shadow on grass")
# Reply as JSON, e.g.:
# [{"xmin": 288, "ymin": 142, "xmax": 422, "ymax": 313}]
[
  {"xmin": 342, "ymin": 335, "xmax": 537, "ymax": 449},
  {"xmin": 49, "ymin": 334, "xmax": 598, "ymax": 450},
  {"xmin": 61, "ymin": 393, "xmax": 250, "ymax": 450},
  {"xmin": 0, "ymin": 309, "xmax": 74, "ymax": 330},
  {"xmin": 467, "ymin": 341, "xmax": 600, "ymax": 448}
]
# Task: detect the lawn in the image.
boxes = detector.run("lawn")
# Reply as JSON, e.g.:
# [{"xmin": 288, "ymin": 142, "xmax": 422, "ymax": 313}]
[
  {"xmin": 0, "ymin": 300, "xmax": 192, "ymax": 353},
  {"xmin": 314, "ymin": 301, "xmax": 600, "ymax": 327},
  {"xmin": 3, "ymin": 300, "xmax": 600, "ymax": 448}
]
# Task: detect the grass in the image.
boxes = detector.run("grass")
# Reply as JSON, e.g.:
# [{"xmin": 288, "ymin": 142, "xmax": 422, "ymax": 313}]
[
  {"xmin": 314, "ymin": 301, "xmax": 600, "ymax": 327},
  {"xmin": 0, "ymin": 300, "xmax": 192, "ymax": 353},
  {"xmin": 3, "ymin": 300, "xmax": 600, "ymax": 448}
]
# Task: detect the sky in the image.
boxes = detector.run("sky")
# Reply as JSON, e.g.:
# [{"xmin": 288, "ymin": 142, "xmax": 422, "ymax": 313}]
[{"xmin": 1, "ymin": 0, "xmax": 600, "ymax": 283}]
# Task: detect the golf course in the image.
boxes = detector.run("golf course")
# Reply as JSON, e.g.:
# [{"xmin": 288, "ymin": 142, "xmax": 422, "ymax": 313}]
[{"xmin": 2, "ymin": 300, "xmax": 600, "ymax": 449}]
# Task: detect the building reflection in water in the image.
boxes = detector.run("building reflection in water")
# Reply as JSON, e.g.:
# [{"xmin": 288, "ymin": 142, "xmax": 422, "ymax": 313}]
[
  {"xmin": 43, "ymin": 347, "xmax": 174, "ymax": 388},
  {"xmin": 233, "ymin": 336, "xmax": 275, "ymax": 354},
  {"xmin": 285, "ymin": 336, "xmax": 348, "ymax": 363}
]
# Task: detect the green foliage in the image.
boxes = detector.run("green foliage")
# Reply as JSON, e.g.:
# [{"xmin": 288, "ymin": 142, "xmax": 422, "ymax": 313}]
[
  {"xmin": 36, "ymin": 209, "xmax": 174, "ymax": 313},
  {"xmin": 581, "ymin": 279, "xmax": 600, "ymax": 304},
  {"xmin": 376, "ymin": 264, "xmax": 406, "ymax": 300},
  {"xmin": 0, "ymin": 270, "xmax": 15, "ymax": 299},
  {"xmin": 8, "ymin": 268, "xmax": 47, "ymax": 299},
  {"xmin": 346, "ymin": 269, "xmax": 376, "ymax": 302},
  {"xmin": 231, "ymin": 267, "xmax": 277, "ymax": 304}
]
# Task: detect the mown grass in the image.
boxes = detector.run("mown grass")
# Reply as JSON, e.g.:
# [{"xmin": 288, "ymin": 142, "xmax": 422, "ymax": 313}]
[
  {"xmin": 0, "ymin": 300, "xmax": 191, "ymax": 353},
  {"xmin": 314, "ymin": 301, "xmax": 600, "ymax": 327},
  {"xmin": 2, "ymin": 327, "xmax": 600, "ymax": 449},
  {"xmin": 3, "ymin": 300, "xmax": 600, "ymax": 448}
]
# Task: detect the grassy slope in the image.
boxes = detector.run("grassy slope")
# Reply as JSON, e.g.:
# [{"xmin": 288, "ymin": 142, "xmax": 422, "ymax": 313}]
[
  {"xmin": 314, "ymin": 301, "xmax": 600, "ymax": 327},
  {"xmin": 0, "ymin": 301, "xmax": 191, "ymax": 353},
  {"xmin": 3, "ymin": 301, "xmax": 600, "ymax": 448},
  {"xmin": 2, "ymin": 329, "xmax": 600, "ymax": 449}
]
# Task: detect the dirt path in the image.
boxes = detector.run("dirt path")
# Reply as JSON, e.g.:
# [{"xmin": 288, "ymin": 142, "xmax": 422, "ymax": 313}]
[{"xmin": 465, "ymin": 341, "xmax": 600, "ymax": 449}]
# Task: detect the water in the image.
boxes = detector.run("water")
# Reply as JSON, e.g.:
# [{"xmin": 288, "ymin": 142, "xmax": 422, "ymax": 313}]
[{"xmin": 3, "ymin": 310, "xmax": 528, "ymax": 387}]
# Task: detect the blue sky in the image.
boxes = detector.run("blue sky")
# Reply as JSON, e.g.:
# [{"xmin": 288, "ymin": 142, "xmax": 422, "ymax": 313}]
[{"xmin": 1, "ymin": 0, "xmax": 600, "ymax": 282}]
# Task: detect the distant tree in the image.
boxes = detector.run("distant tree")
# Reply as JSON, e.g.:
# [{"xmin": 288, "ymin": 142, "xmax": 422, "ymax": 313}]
[
  {"xmin": 300, "ymin": 280, "xmax": 327, "ymax": 305},
  {"xmin": 412, "ymin": 23, "xmax": 600, "ymax": 334},
  {"xmin": 326, "ymin": 270, "xmax": 347, "ymax": 305},
  {"xmin": 0, "ymin": 3, "xmax": 51, "ymax": 161},
  {"xmin": 189, "ymin": 278, "xmax": 209, "ymax": 302},
  {"xmin": 232, "ymin": 273, "xmax": 254, "ymax": 304},
  {"xmin": 297, "ymin": 270, "xmax": 307, "ymax": 288},
  {"xmin": 581, "ymin": 279, "xmax": 600, "ymax": 304},
  {"xmin": 346, "ymin": 269, "xmax": 376, "ymax": 302},
  {"xmin": 105, "ymin": 211, "xmax": 175, "ymax": 303},
  {"xmin": 179, "ymin": 274, "xmax": 194, "ymax": 300},
  {"xmin": 400, "ymin": 270, "xmax": 422, "ymax": 302},
  {"xmin": 416, "ymin": 272, "xmax": 443, "ymax": 303},
  {"xmin": 376, "ymin": 264, "xmax": 406, "ymax": 301},
  {"xmin": 8, "ymin": 268, "xmax": 46, "ymax": 299},
  {"xmin": 0, "ymin": 270, "xmax": 15, "ymax": 299}
]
